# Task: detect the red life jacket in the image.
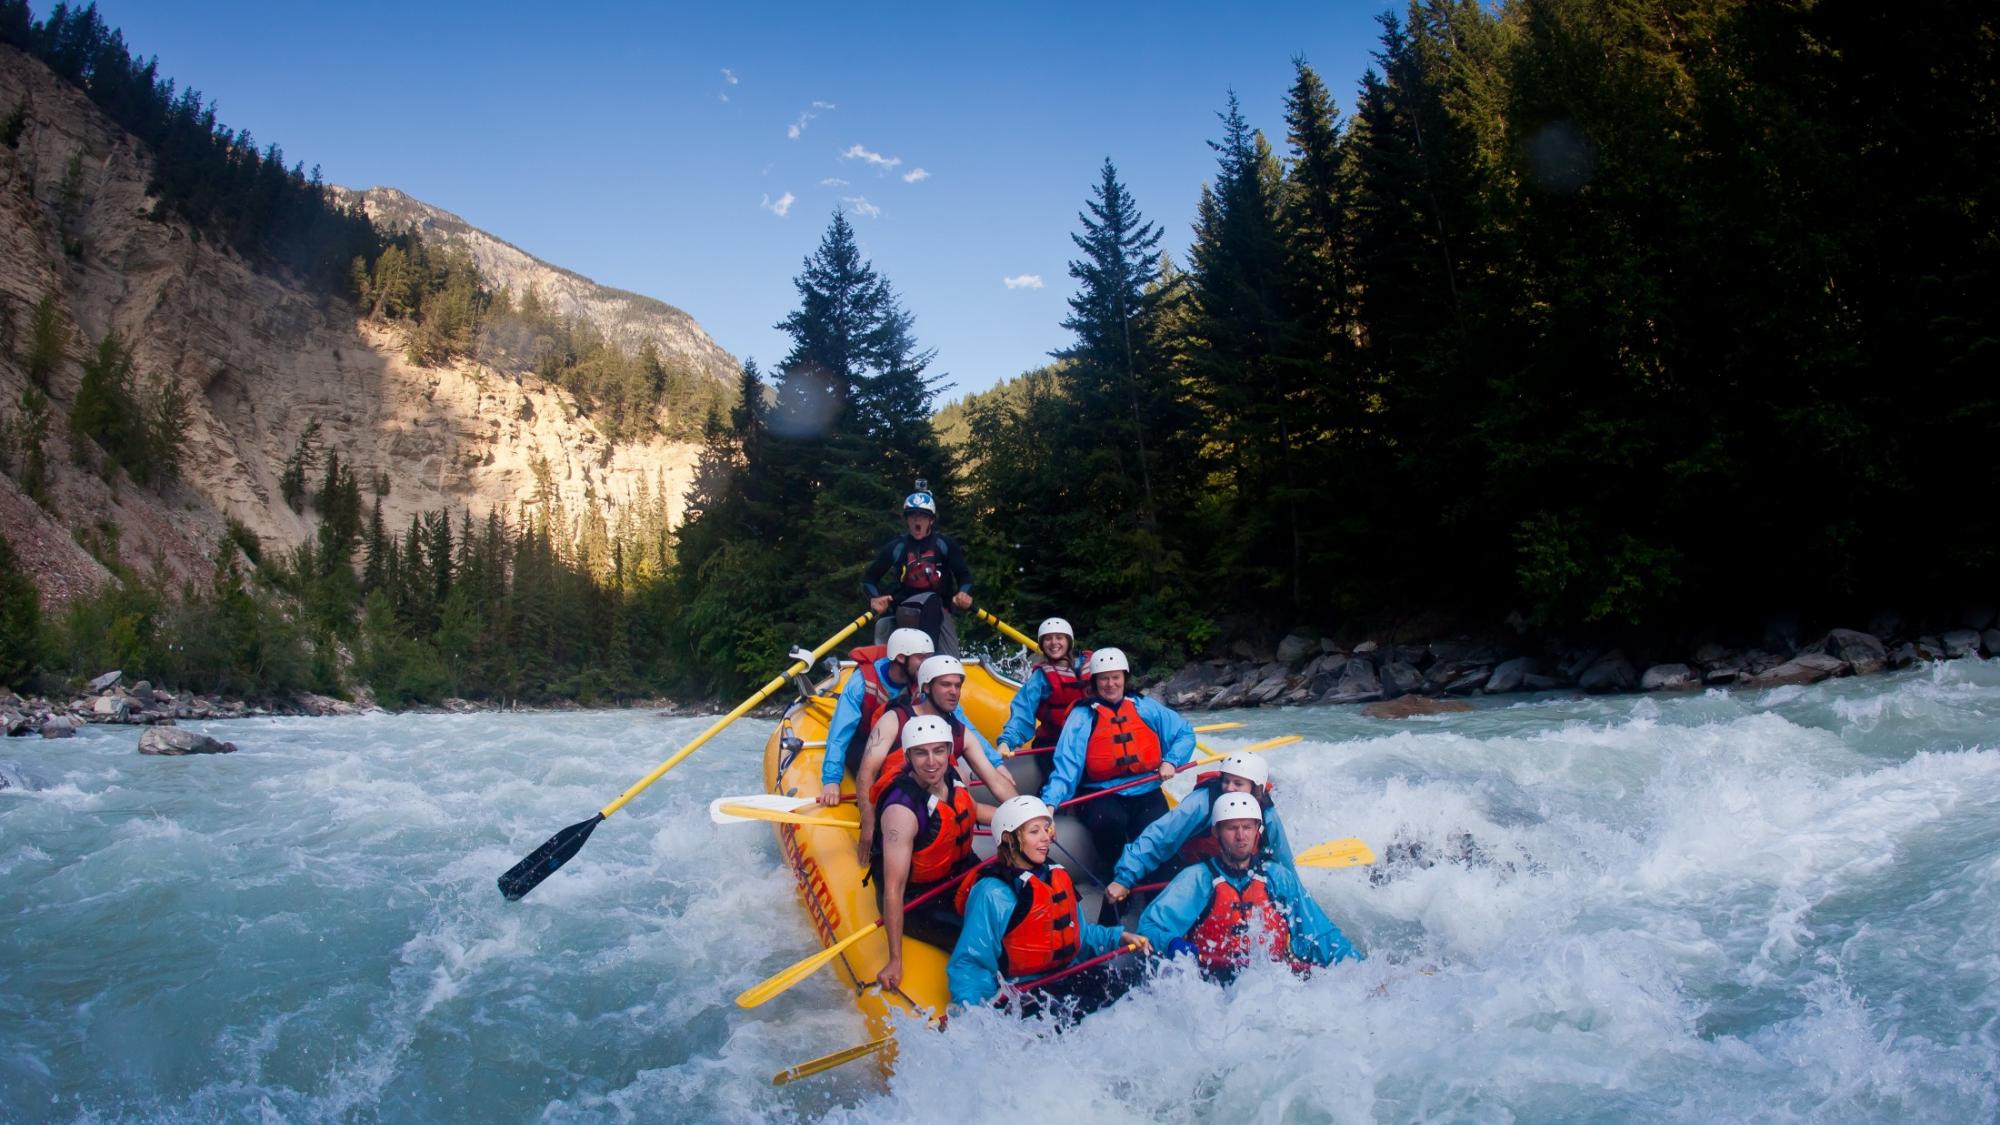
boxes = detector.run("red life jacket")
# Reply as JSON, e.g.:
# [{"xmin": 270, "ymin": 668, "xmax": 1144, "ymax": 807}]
[
  {"xmin": 868, "ymin": 771, "xmax": 978, "ymax": 888},
  {"xmin": 868, "ymin": 699, "xmax": 967, "ymax": 806},
  {"xmin": 1030, "ymin": 654, "xmax": 1091, "ymax": 750},
  {"xmin": 896, "ymin": 534, "xmax": 949, "ymax": 595},
  {"xmin": 840, "ymin": 650, "xmax": 903, "ymax": 776},
  {"xmin": 1082, "ymin": 696, "xmax": 1162, "ymax": 783},
  {"xmin": 1185, "ymin": 858, "xmax": 1306, "ymax": 975},
  {"xmin": 955, "ymin": 863, "xmax": 1081, "ymax": 979}
]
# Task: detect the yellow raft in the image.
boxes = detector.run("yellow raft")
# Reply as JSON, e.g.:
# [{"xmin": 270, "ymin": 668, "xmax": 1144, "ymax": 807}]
[{"xmin": 759, "ymin": 655, "xmax": 1111, "ymax": 1039}]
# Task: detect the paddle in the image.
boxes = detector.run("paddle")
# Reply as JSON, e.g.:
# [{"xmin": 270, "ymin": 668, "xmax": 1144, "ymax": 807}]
[
  {"xmin": 709, "ymin": 800, "xmax": 859, "ymax": 830},
  {"xmin": 1009, "ymin": 940, "xmax": 1142, "ymax": 994},
  {"xmin": 497, "ymin": 611, "xmax": 875, "ymax": 901},
  {"xmin": 736, "ymin": 857, "xmax": 995, "ymax": 1009},
  {"xmin": 1057, "ymin": 735, "xmax": 1304, "ymax": 811},
  {"xmin": 1005, "ymin": 721, "xmax": 1247, "ymax": 757},
  {"xmin": 973, "ymin": 608, "xmax": 1043, "ymax": 655},
  {"xmin": 1294, "ymin": 837, "xmax": 1376, "ymax": 868}
]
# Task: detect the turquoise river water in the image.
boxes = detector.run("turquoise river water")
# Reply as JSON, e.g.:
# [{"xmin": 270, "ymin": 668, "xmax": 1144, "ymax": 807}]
[{"xmin": 3, "ymin": 661, "xmax": 1999, "ymax": 1122}]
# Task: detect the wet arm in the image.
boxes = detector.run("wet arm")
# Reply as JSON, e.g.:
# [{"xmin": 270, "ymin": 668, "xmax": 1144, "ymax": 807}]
[
  {"xmin": 1274, "ymin": 865, "xmax": 1360, "ymax": 965},
  {"xmin": 1112, "ymin": 791, "xmax": 1207, "ymax": 887},
  {"xmin": 1038, "ymin": 708, "xmax": 1094, "ymax": 807},
  {"xmin": 818, "ymin": 675, "xmax": 869, "ymax": 787},
  {"xmin": 999, "ymin": 672, "xmax": 1048, "ymax": 750},
  {"xmin": 947, "ymin": 882, "xmax": 1012, "ymax": 1007}
]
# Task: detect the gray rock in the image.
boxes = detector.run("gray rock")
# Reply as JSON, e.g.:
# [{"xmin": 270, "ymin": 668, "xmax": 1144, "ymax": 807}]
[
  {"xmin": 1207, "ymin": 681, "xmax": 1254, "ymax": 710},
  {"xmin": 1942, "ymin": 629, "xmax": 1983, "ymax": 659},
  {"xmin": 1915, "ymin": 636, "xmax": 1945, "ymax": 661},
  {"xmin": 1276, "ymin": 631, "xmax": 1320, "ymax": 667},
  {"xmin": 129, "ymin": 680, "xmax": 156, "ymax": 707},
  {"xmin": 1380, "ymin": 661, "xmax": 1424, "ymax": 699},
  {"xmin": 1484, "ymin": 657, "xmax": 1543, "ymax": 694},
  {"xmin": 92, "ymin": 696, "xmax": 133, "ymax": 721},
  {"xmin": 3, "ymin": 710, "xmax": 27, "ymax": 737},
  {"xmin": 1520, "ymin": 672, "xmax": 1564, "ymax": 691},
  {"xmin": 1443, "ymin": 670, "xmax": 1489, "ymax": 695},
  {"xmin": 1741, "ymin": 649, "xmax": 1784, "ymax": 675},
  {"xmin": 1426, "ymin": 660, "xmax": 1493, "ymax": 694},
  {"xmin": 1640, "ymin": 663, "xmax": 1699, "ymax": 691},
  {"xmin": 87, "ymin": 670, "xmax": 123, "ymax": 693},
  {"xmin": 40, "ymin": 716, "xmax": 77, "ymax": 738},
  {"xmin": 1556, "ymin": 648, "xmax": 1600, "ymax": 683},
  {"xmin": 1247, "ymin": 673, "xmax": 1294, "ymax": 706},
  {"xmin": 138, "ymin": 727, "xmax": 238, "ymax": 756},
  {"xmin": 1703, "ymin": 665, "xmax": 1742, "ymax": 685},
  {"xmin": 1578, "ymin": 652, "xmax": 1638, "ymax": 694},
  {"xmin": 1325, "ymin": 659, "xmax": 1382, "ymax": 704},
  {"xmin": 1160, "ymin": 663, "xmax": 1221, "ymax": 708},
  {"xmin": 1886, "ymin": 641, "xmax": 1918, "ymax": 669},
  {"xmin": 1320, "ymin": 637, "xmax": 1344, "ymax": 654},
  {"xmin": 1351, "ymin": 640, "xmax": 1379, "ymax": 658},
  {"xmin": 1818, "ymin": 629, "xmax": 1887, "ymax": 676},
  {"xmin": 1745, "ymin": 652, "xmax": 1849, "ymax": 688}
]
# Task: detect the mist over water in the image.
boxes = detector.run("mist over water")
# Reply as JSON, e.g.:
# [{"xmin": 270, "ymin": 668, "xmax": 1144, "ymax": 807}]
[{"xmin": 4, "ymin": 663, "xmax": 1998, "ymax": 1123}]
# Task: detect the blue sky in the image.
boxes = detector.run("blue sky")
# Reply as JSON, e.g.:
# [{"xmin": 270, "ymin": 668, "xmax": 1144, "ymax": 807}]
[{"xmin": 97, "ymin": 1, "xmax": 1395, "ymax": 398}]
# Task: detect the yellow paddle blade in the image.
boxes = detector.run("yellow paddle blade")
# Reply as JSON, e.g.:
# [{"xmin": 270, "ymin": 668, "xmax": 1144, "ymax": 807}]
[
  {"xmin": 1191, "ymin": 721, "xmax": 1246, "ymax": 734},
  {"xmin": 1192, "ymin": 733, "xmax": 1303, "ymax": 766},
  {"xmin": 736, "ymin": 923, "xmax": 880, "ymax": 1009},
  {"xmin": 717, "ymin": 804, "xmax": 858, "ymax": 830},
  {"xmin": 772, "ymin": 1034, "xmax": 895, "ymax": 1086},
  {"xmin": 1295, "ymin": 837, "xmax": 1375, "ymax": 868}
]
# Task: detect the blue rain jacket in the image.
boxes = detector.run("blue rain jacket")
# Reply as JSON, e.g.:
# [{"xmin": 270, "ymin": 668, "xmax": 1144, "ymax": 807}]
[
  {"xmin": 1111, "ymin": 791, "xmax": 1295, "ymax": 887},
  {"xmin": 1137, "ymin": 858, "xmax": 1358, "ymax": 968},
  {"xmin": 1039, "ymin": 695, "xmax": 1196, "ymax": 807},
  {"xmin": 997, "ymin": 658, "xmax": 1085, "ymax": 750},
  {"xmin": 947, "ymin": 866, "xmax": 1124, "ymax": 1007},
  {"xmin": 818, "ymin": 658, "xmax": 913, "ymax": 786}
]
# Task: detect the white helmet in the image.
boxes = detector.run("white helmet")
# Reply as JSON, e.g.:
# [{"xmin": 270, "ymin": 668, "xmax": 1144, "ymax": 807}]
[
  {"xmin": 1085, "ymin": 647, "xmax": 1129, "ymax": 677},
  {"xmin": 903, "ymin": 490, "xmax": 937, "ymax": 516},
  {"xmin": 991, "ymin": 795, "xmax": 1054, "ymax": 838},
  {"xmin": 917, "ymin": 654, "xmax": 965, "ymax": 688},
  {"xmin": 886, "ymin": 628, "xmax": 935, "ymax": 662},
  {"xmin": 1218, "ymin": 752, "xmax": 1269, "ymax": 788},
  {"xmin": 1211, "ymin": 791, "xmax": 1265, "ymax": 827},
  {"xmin": 1037, "ymin": 617, "xmax": 1075, "ymax": 642},
  {"xmin": 901, "ymin": 713, "xmax": 954, "ymax": 749}
]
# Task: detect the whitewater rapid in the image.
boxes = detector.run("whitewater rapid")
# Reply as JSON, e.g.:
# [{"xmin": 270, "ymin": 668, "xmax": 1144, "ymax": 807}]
[{"xmin": 3, "ymin": 662, "xmax": 1998, "ymax": 1122}]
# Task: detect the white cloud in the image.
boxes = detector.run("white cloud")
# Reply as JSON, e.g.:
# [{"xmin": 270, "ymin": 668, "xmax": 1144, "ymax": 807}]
[
  {"xmin": 1003, "ymin": 274, "xmax": 1044, "ymax": 290},
  {"xmin": 902, "ymin": 167, "xmax": 930, "ymax": 184},
  {"xmin": 841, "ymin": 144, "xmax": 902, "ymax": 170},
  {"xmin": 843, "ymin": 196, "xmax": 882, "ymax": 219},
  {"xmin": 819, "ymin": 177, "xmax": 849, "ymax": 187},
  {"xmin": 762, "ymin": 191, "xmax": 796, "ymax": 217},
  {"xmin": 719, "ymin": 93, "xmax": 729, "ymax": 102},
  {"xmin": 812, "ymin": 100, "xmax": 836, "ymax": 109},
  {"xmin": 721, "ymin": 68, "xmax": 738, "ymax": 85},
  {"xmin": 788, "ymin": 101, "xmax": 834, "ymax": 140}
]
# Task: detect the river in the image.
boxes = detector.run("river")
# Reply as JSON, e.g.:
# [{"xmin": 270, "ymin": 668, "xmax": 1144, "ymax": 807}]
[{"xmin": 4, "ymin": 661, "xmax": 1998, "ymax": 1122}]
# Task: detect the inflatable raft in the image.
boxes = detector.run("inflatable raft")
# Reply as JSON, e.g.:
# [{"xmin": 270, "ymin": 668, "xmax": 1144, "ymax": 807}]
[{"xmin": 759, "ymin": 654, "xmax": 1112, "ymax": 1039}]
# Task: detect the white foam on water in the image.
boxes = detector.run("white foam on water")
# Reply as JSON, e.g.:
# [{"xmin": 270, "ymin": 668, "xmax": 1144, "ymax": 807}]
[{"xmin": 4, "ymin": 672, "xmax": 1998, "ymax": 1121}]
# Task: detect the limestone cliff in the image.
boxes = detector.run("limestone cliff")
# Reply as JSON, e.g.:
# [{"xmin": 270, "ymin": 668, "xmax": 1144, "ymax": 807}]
[{"xmin": 0, "ymin": 45, "xmax": 723, "ymax": 606}]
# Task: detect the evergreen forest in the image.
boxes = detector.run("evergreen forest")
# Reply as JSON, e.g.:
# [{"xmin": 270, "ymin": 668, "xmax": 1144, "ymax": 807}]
[{"xmin": 4, "ymin": 0, "xmax": 1998, "ymax": 706}]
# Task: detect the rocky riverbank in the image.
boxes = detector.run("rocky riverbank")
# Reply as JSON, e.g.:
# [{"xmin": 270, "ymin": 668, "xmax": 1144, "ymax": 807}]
[{"xmin": 1142, "ymin": 613, "xmax": 2000, "ymax": 712}]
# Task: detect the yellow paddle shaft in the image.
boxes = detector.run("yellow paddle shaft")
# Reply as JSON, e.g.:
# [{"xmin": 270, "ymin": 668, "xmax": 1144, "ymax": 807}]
[
  {"xmin": 974, "ymin": 608, "xmax": 1044, "ymax": 655},
  {"xmin": 772, "ymin": 1034, "xmax": 895, "ymax": 1085},
  {"xmin": 717, "ymin": 804, "xmax": 858, "ymax": 830},
  {"xmin": 599, "ymin": 611, "xmax": 874, "ymax": 819}
]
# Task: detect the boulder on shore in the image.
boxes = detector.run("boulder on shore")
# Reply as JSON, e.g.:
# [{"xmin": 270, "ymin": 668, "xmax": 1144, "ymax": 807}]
[
  {"xmin": 1484, "ymin": 657, "xmax": 1542, "ymax": 694},
  {"xmin": 87, "ymin": 670, "xmax": 123, "ymax": 693},
  {"xmin": 1745, "ymin": 652, "xmax": 1848, "ymax": 688},
  {"xmin": 1324, "ymin": 659, "xmax": 1382, "ymax": 704},
  {"xmin": 1362, "ymin": 696, "xmax": 1475, "ymax": 719},
  {"xmin": 1817, "ymin": 629, "xmax": 1887, "ymax": 676},
  {"xmin": 40, "ymin": 716, "xmax": 77, "ymax": 738},
  {"xmin": 1275, "ymin": 631, "xmax": 1320, "ymax": 668},
  {"xmin": 1639, "ymin": 663, "xmax": 1698, "ymax": 691},
  {"xmin": 1380, "ymin": 661, "xmax": 1424, "ymax": 699},
  {"xmin": 1941, "ymin": 629, "xmax": 1983, "ymax": 659},
  {"xmin": 1578, "ymin": 652, "xmax": 1638, "ymax": 694},
  {"xmin": 138, "ymin": 727, "xmax": 238, "ymax": 756},
  {"xmin": 92, "ymin": 695, "xmax": 133, "ymax": 721}
]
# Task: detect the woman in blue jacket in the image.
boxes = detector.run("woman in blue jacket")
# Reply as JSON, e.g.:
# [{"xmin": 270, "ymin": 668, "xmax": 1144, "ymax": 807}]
[
  {"xmin": 948, "ymin": 796, "xmax": 1150, "ymax": 1019},
  {"xmin": 1038, "ymin": 648, "xmax": 1195, "ymax": 877}
]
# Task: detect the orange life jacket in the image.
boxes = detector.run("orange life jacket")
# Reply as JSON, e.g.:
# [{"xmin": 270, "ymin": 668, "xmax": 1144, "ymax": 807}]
[
  {"xmin": 1185, "ymin": 858, "xmax": 1305, "ymax": 975},
  {"xmin": 1082, "ymin": 696, "xmax": 1162, "ymax": 782},
  {"xmin": 868, "ymin": 699, "xmax": 967, "ymax": 806},
  {"xmin": 955, "ymin": 863, "xmax": 1081, "ymax": 979},
  {"xmin": 869, "ymin": 771, "xmax": 978, "ymax": 888},
  {"xmin": 1031, "ymin": 653, "xmax": 1091, "ymax": 750}
]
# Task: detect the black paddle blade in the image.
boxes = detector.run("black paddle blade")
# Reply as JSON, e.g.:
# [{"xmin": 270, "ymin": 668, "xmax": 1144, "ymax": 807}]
[{"xmin": 498, "ymin": 813, "xmax": 604, "ymax": 900}]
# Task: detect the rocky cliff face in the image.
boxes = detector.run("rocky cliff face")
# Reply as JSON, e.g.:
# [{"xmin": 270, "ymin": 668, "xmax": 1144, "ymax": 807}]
[
  {"xmin": 328, "ymin": 185, "xmax": 737, "ymax": 385},
  {"xmin": 0, "ymin": 45, "xmax": 716, "ymax": 606}
]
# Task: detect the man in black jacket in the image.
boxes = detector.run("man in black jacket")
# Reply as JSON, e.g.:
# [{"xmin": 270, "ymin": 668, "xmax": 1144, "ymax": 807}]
[{"xmin": 863, "ymin": 488, "xmax": 973, "ymax": 655}]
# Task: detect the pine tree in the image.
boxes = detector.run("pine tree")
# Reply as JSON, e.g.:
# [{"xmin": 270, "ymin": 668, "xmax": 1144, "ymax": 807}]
[{"xmin": 0, "ymin": 532, "xmax": 40, "ymax": 690}]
